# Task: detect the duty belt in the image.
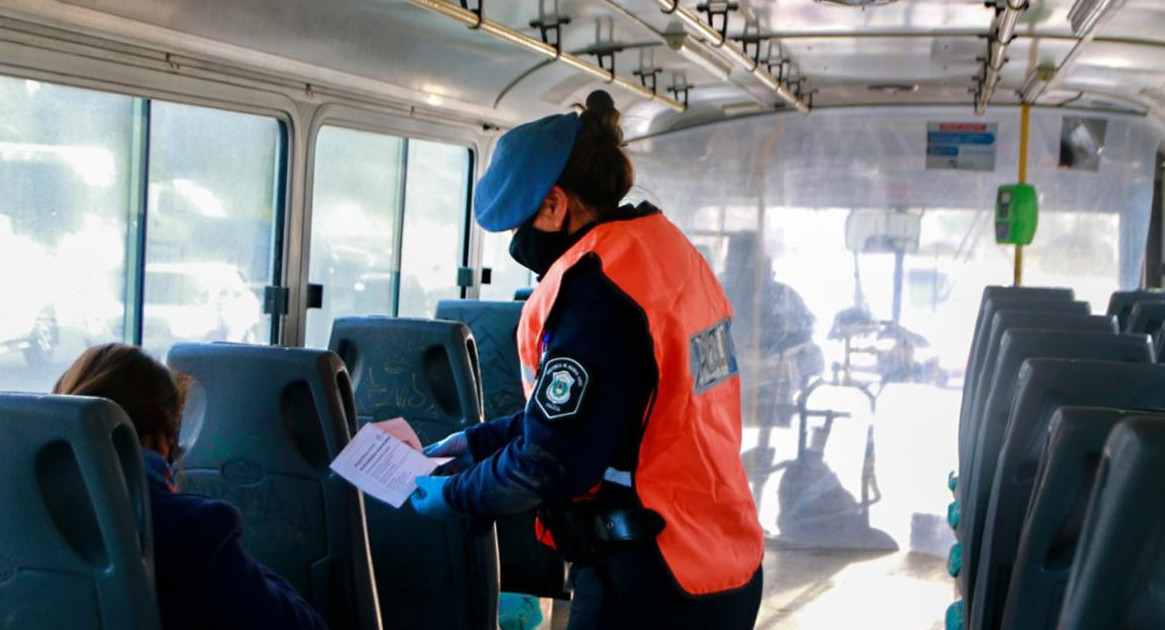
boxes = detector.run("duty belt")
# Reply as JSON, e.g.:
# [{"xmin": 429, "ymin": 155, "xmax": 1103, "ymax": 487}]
[
  {"xmin": 594, "ymin": 508, "xmax": 665, "ymax": 544},
  {"xmin": 539, "ymin": 505, "xmax": 665, "ymax": 564}
]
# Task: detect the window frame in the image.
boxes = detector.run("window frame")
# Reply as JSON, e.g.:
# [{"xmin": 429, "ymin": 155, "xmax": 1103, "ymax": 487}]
[
  {"xmin": 0, "ymin": 72, "xmax": 294, "ymax": 354},
  {"xmin": 126, "ymin": 98, "xmax": 291, "ymax": 348},
  {"xmin": 303, "ymin": 104, "xmax": 479, "ymax": 333}
]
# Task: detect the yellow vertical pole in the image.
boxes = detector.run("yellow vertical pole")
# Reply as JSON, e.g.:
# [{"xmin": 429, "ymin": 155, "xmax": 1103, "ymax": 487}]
[{"xmin": 1015, "ymin": 104, "xmax": 1031, "ymax": 286}]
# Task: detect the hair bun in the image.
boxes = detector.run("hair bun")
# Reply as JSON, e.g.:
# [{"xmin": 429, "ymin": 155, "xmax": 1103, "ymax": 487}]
[
  {"xmin": 585, "ymin": 89, "xmax": 616, "ymax": 114},
  {"xmin": 582, "ymin": 89, "xmax": 623, "ymax": 144}
]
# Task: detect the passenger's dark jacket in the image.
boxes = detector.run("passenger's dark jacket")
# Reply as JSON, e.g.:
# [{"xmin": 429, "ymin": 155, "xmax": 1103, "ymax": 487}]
[{"xmin": 146, "ymin": 452, "xmax": 328, "ymax": 630}]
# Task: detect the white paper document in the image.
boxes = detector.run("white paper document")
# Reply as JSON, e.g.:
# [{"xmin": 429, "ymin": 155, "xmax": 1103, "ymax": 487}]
[{"xmin": 330, "ymin": 419, "xmax": 452, "ymax": 508}]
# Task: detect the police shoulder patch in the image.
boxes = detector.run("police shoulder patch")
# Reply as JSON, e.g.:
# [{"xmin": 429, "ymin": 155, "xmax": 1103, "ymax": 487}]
[
  {"xmin": 690, "ymin": 318, "xmax": 739, "ymax": 394},
  {"xmin": 533, "ymin": 357, "xmax": 590, "ymax": 421}
]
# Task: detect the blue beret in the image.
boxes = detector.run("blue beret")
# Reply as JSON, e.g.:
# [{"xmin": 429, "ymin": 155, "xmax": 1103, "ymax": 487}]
[{"xmin": 474, "ymin": 113, "xmax": 583, "ymax": 232}]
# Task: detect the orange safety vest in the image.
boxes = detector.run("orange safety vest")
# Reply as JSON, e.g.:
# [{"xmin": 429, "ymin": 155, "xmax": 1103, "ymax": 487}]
[{"xmin": 518, "ymin": 211, "xmax": 763, "ymax": 596}]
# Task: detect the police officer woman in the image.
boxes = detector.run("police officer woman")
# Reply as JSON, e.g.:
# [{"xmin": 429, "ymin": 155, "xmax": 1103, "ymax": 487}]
[{"xmin": 412, "ymin": 90, "xmax": 764, "ymax": 629}]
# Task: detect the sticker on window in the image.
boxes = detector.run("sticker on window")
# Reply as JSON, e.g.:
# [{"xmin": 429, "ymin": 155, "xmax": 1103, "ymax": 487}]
[{"xmin": 690, "ymin": 319, "xmax": 738, "ymax": 394}]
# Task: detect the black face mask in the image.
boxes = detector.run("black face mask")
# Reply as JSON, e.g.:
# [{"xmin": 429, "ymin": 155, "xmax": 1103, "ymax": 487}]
[{"xmin": 509, "ymin": 217, "xmax": 577, "ymax": 276}]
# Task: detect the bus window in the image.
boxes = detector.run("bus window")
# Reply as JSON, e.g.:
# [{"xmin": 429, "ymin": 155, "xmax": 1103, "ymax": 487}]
[
  {"xmin": 0, "ymin": 76, "xmax": 133, "ymax": 391},
  {"xmin": 305, "ymin": 126, "xmax": 404, "ymax": 349},
  {"xmin": 142, "ymin": 102, "xmax": 282, "ymax": 359},
  {"xmin": 397, "ymin": 139, "xmax": 470, "ymax": 317},
  {"xmin": 479, "ymin": 229, "xmax": 533, "ymax": 301}
]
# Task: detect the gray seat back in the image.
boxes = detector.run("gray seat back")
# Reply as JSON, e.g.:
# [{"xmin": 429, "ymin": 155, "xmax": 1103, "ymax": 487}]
[
  {"xmin": 964, "ymin": 359, "xmax": 1165, "ymax": 625},
  {"xmin": 1059, "ymin": 417, "xmax": 1165, "ymax": 630},
  {"xmin": 1126, "ymin": 301, "xmax": 1165, "ymax": 338},
  {"xmin": 434, "ymin": 300, "xmax": 525, "ymax": 420},
  {"xmin": 959, "ymin": 291, "xmax": 1078, "ymax": 464},
  {"xmin": 963, "ymin": 287, "xmax": 1075, "ymax": 394},
  {"xmin": 1105, "ymin": 289, "xmax": 1165, "ymax": 330},
  {"xmin": 1000, "ymin": 407, "xmax": 1165, "ymax": 630},
  {"xmin": 434, "ymin": 300, "xmax": 569, "ymax": 600},
  {"xmin": 0, "ymin": 394, "xmax": 160, "ymax": 630},
  {"xmin": 962, "ymin": 288, "xmax": 1074, "ymax": 395},
  {"xmin": 167, "ymin": 344, "xmax": 381, "ymax": 630},
  {"xmin": 959, "ymin": 335, "xmax": 1151, "ymax": 605},
  {"xmin": 329, "ymin": 317, "xmax": 483, "ymax": 441},
  {"xmin": 969, "ymin": 341, "xmax": 1157, "ymax": 630},
  {"xmin": 328, "ymin": 317, "xmax": 499, "ymax": 630},
  {"xmin": 959, "ymin": 313, "xmax": 1116, "ymax": 487}
]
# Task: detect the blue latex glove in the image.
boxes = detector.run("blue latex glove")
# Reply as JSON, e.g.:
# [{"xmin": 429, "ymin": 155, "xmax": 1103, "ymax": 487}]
[
  {"xmin": 423, "ymin": 431, "xmax": 474, "ymax": 472},
  {"xmin": 411, "ymin": 475, "xmax": 458, "ymax": 520}
]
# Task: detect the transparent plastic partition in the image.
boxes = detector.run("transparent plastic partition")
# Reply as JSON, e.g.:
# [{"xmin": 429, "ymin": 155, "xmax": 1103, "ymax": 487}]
[{"xmin": 628, "ymin": 106, "xmax": 1165, "ymax": 629}]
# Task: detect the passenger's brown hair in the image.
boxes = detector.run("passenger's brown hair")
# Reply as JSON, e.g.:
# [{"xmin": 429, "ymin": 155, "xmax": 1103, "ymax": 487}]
[
  {"xmin": 557, "ymin": 90, "xmax": 634, "ymax": 218},
  {"xmin": 53, "ymin": 343, "xmax": 188, "ymax": 450}
]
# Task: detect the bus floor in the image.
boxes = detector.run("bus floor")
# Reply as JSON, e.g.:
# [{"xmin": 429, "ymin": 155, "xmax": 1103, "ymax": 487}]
[
  {"xmin": 545, "ymin": 548, "xmax": 949, "ymax": 629},
  {"xmin": 544, "ymin": 383, "xmax": 958, "ymax": 629},
  {"xmin": 746, "ymin": 382, "xmax": 959, "ymax": 629}
]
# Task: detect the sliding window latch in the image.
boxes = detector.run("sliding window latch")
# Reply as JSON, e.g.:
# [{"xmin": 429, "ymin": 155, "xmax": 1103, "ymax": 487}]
[
  {"xmin": 306, "ymin": 283, "xmax": 324, "ymax": 310},
  {"xmin": 457, "ymin": 267, "xmax": 476, "ymax": 289},
  {"xmin": 263, "ymin": 286, "xmax": 289, "ymax": 316}
]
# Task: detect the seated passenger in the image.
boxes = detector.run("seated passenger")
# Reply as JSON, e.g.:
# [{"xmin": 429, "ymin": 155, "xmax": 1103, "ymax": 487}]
[{"xmin": 53, "ymin": 343, "xmax": 327, "ymax": 630}]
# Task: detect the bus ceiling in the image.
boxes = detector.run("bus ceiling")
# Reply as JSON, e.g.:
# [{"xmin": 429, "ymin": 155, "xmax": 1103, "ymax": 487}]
[{"xmin": 1, "ymin": 0, "xmax": 1163, "ymax": 135}]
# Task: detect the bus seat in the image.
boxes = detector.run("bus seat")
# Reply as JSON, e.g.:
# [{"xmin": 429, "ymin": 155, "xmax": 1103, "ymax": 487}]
[
  {"xmin": 435, "ymin": 300, "xmax": 569, "ymax": 600},
  {"xmin": 328, "ymin": 317, "xmax": 499, "ymax": 630},
  {"xmin": 0, "ymin": 393, "xmax": 161, "ymax": 630},
  {"xmin": 963, "ymin": 359, "xmax": 1165, "ymax": 625},
  {"xmin": 1125, "ymin": 300, "xmax": 1165, "ymax": 339},
  {"xmin": 435, "ymin": 300, "xmax": 525, "ymax": 421},
  {"xmin": 957, "ymin": 303, "xmax": 1097, "ymax": 487},
  {"xmin": 998, "ymin": 407, "xmax": 1165, "ymax": 630},
  {"xmin": 166, "ymin": 344, "xmax": 381, "ymax": 630},
  {"xmin": 328, "ymin": 317, "xmax": 483, "ymax": 440},
  {"xmin": 1058, "ymin": 417, "xmax": 1165, "ymax": 630},
  {"xmin": 959, "ymin": 340, "xmax": 1151, "ymax": 605},
  {"xmin": 971, "ymin": 348, "xmax": 1158, "ymax": 630},
  {"xmin": 513, "ymin": 287, "xmax": 533, "ymax": 301},
  {"xmin": 960, "ymin": 287, "xmax": 1073, "ymax": 418},
  {"xmin": 1105, "ymin": 289, "xmax": 1165, "ymax": 331},
  {"xmin": 959, "ymin": 292, "xmax": 1079, "ymax": 460},
  {"xmin": 959, "ymin": 313, "xmax": 1116, "ymax": 493}
]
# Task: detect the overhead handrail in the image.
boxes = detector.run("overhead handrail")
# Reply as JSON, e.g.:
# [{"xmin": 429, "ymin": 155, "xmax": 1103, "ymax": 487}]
[
  {"xmin": 401, "ymin": 0, "xmax": 686, "ymax": 112},
  {"xmin": 650, "ymin": 0, "xmax": 811, "ymax": 113},
  {"xmin": 975, "ymin": 0, "xmax": 1028, "ymax": 114}
]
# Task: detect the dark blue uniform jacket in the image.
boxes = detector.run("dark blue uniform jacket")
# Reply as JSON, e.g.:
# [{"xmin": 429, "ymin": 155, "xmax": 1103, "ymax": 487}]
[
  {"xmin": 444, "ymin": 207, "xmax": 660, "ymax": 514},
  {"xmin": 149, "ymin": 480, "xmax": 328, "ymax": 630}
]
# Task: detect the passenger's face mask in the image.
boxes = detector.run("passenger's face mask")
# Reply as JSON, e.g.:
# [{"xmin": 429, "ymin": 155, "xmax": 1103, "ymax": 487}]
[{"xmin": 509, "ymin": 215, "xmax": 575, "ymax": 276}]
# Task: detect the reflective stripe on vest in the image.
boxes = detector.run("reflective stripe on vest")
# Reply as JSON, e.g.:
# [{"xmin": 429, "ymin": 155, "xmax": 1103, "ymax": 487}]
[{"xmin": 517, "ymin": 212, "xmax": 763, "ymax": 596}]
